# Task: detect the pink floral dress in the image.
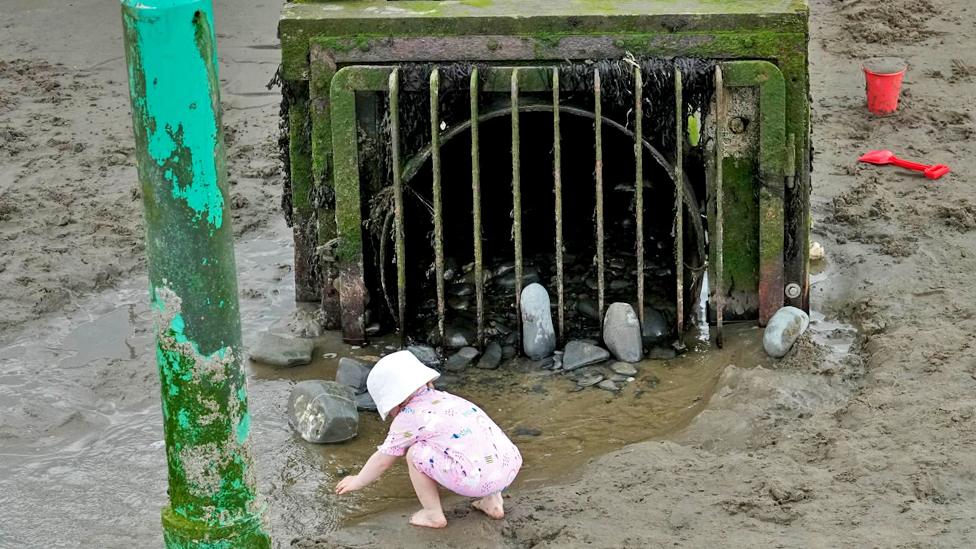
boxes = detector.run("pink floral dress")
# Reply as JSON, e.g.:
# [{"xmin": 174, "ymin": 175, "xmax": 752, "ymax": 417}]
[{"xmin": 377, "ymin": 388, "xmax": 522, "ymax": 497}]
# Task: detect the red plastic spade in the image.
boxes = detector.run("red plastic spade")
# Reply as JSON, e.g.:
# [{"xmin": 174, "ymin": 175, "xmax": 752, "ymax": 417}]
[{"xmin": 859, "ymin": 150, "xmax": 951, "ymax": 180}]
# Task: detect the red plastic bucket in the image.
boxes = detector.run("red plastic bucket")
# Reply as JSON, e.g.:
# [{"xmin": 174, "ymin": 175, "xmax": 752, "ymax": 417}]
[{"xmin": 863, "ymin": 57, "xmax": 906, "ymax": 115}]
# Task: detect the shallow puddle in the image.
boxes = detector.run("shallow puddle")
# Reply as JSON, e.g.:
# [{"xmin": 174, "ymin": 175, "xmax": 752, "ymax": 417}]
[{"xmin": 250, "ymin": 322, "xmax": 769, "ymax": 526}]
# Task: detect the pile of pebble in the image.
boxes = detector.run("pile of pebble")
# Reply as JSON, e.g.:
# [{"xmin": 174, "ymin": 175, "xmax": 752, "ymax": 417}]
[
  {"xmin": 420, "ymin": 251, "xmax": 678, "ymax": 352},
  {"xmin": 253, "ymin": 289, "xmax": 812, "ymax": 444},
  {"xmin": 433, "ymin": 282, "xmax": 677, "ymax": 392}
]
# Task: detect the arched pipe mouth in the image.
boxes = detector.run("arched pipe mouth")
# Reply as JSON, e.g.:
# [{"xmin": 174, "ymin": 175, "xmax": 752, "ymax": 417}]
[
  {"xmin": 398, "ymin": 100, "xmax": 706, "ymax": 262},
  {"xmin": 403, "ymin": 101, "xmax": 672, "ymax": 182}
]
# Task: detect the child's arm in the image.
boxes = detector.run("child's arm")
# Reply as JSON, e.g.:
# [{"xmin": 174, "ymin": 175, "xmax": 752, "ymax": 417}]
[{"xmin": 335, "ymin": 450, "xmax": 399, "ymax": 495}]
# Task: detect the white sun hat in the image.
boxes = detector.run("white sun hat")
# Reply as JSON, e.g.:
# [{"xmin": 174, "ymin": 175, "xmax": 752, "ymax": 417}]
[{"xmin": 367, "ymin": 350, "xmax": 440, "ymax": 420}]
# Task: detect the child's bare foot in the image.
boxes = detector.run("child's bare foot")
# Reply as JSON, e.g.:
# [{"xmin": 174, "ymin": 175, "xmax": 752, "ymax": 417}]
[
  {"xmin": 409, "ymin": 509, "xmax": 447, "ymax": 528},
  {"xmin": 472, "ymin": 493, "xmax": 505, "ymax": 519}
]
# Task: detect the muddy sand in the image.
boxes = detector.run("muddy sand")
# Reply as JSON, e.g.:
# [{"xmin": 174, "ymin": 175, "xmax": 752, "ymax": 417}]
[{"xmin": 2, "ymin": 0, "xmax": 976, "ymax": 547}]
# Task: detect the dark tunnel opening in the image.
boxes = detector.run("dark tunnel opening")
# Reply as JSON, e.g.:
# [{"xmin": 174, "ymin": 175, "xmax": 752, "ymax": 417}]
[{"xmin": 367, "ymin": 107, "xmax": 706, "ymax": 348}]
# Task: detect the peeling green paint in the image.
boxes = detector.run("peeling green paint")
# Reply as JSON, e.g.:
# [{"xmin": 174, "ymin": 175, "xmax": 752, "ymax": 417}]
[
  {"xmin": 236, "ymin": 413, "xmax": 251, "ymax": 444},
  {"xmin": 125, "ymin": 0, "xmax": 225, "ymax": 229},
  {"xmin": 122, "ymin": 1, "xmax": 270, "ymax": 547}
]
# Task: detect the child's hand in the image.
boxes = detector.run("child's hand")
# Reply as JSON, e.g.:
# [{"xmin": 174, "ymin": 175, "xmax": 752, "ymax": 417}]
[
  {"xmin": 335, "ymin": 475, "xmax": 364, "ymax": 495},
  {"xmin": 336, "ymin": 451, "xmax": 396, "ymax": 494}
]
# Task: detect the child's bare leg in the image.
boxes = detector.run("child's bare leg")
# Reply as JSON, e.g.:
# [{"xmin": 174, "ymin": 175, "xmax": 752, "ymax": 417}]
[
  {"xmin": 405, "ymin": 447, "xmax": 447, "ymax": 528},
  {"xmin": 472, "ymin": 492, "xmax": 505, "ymax": 519}
]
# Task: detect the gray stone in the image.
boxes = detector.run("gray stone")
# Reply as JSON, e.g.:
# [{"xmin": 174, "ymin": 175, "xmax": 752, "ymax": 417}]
[
  {"xmin": 496, "ymin": 267, "xmax": 540, "ymax": 289},
  {"xmin": 250, "ymin": 332, "xmax": 315, "ymax": 367},
  {"xmin": 641, "ymin": 307, "xmax": 670, "ymax": 346},
  {"xmin": 286, "ymin": 308, "xmax": 324, "ymax": 338},
  {"xmin": 576, "ymin": 299, "xmax": 600, "ymax": 321},
  {"xmin": 287, "ymin": 381, "xmax": 359, "ymax": 443},
  {"xmin": 610, "ymin": 279, "xmax": 630, "ymax": 291},
  {"xmin": 488, "ymin": 320, "xmax": 513, "ymax": 335},
  {"xmin": 598, "ymin": 380, "xmax": 620, "ymax": 392},
  {"xmin": 446, "ymin": 346, "xmax": 480, "ymax": 372},
  {"xmin": 336, "ymin": 357, "xmax": 371, "ymax": 393},
  {"xmin": 476, "ymin": 342, "xmax": 503, "ymax": 370},
  {"xmin": 408, "ymin": 344, "xmax": 441, "ymax": 368},
  {"xmin": 611, "ymin": 362, "xmax": 638, "ymax": 376},
  {"xmin": 513, "ymin": 426, "xmax": 542, "ymax": 437},
  {"xmin": 434, "ymin": 373, "xmax": 459, "ymax": 390},
  {"xmin": 462, "ymin": 269, "xmax": 491, "ymax": 286},
  {"xmin": 494, "ymin": 261, "xmax": 515, "ymax": 278},
  {"xmin": 501, "ymin": 345, "xmax": 517, "ymax": 360},
  {"xmin": 443, "ymin": 257, "xmax": 459, "ymax": 281},
  {"xmin": 763, "ymin": 306, "xmax": 810, "ymax": 358},
  {"xmin": 562, "ymin": 340, "xmax": 610, "ymax": 371},
  {"xmin": 649, "ymin": 346, "xmax": 677, "ymax": 360},
  {"xmin": 576, "ymin": 372, "xmax": 604, "ymax": 388},
  {"xmin": 444, "ymin": 323, "xmax": 477, "ymax": 348},
  {"xmin": 520, "ymin": 283, "xmax": 556, "ymax": 360},
  {"xmin": 448, "ymin": 282, "xmax": 474, "ymax": 297},
  {"xmin": 603, "ymin": 303, "xmax": 643, "ymax": 363},
  {"xmin": 533, "ymin": 356, "xmax": 555, "ymax": 369},
  {"xmin": 447, "ymin": 296, "xmax": 471, "ymax": 311},
  {"xmin": 610, "ymin": 374, "xmax": 630, "ymax": 383},
  {"xmin": 355, "ymin": 391, "xmax": 377, "ymax": 412}
]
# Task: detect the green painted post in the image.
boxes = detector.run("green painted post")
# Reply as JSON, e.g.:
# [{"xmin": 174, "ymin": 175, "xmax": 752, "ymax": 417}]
[{"xmin": 120, "ymin": 1, "xmax": 271, "ymax": 547}]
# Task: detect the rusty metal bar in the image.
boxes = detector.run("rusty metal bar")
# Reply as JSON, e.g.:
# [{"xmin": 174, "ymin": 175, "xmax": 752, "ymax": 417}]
[
  {"xmin": 714, "ymin": 66, "xmax": 725, "ymax": 348},
  {"xmin": 430, "ymin": 69, "xmax": 445, "ymax": 344},
  {"xmin": 511, "ymin": 69, "xmax": 523, "ymax": 347},
  {"xmin": 594, "ymin": 69, "xmax": 605, "ymax": 321},
  {"xmin": 674, "ymin": 69, "xmax": 685, "ymax": 338},
  {"xmin": 785, "ymin": 132, "xmax": 801, "ymax": 309},
  {"xmin": 471, "ymin": 69, "xmax": 485, "ymax": 346},
  {"xmin": 389, "ymin": 69, "xmax": 406, "ymax": 344},
  {"xmin": 308, "ymin": 44, "xmax": 340, "ymax": 330},
  {"xmin": 634, "ymin": 66, "xmax": 644, "ymax": 328},
  {"xmin": 553, "ymin": 67, "xmax": 564, "ymax": 343}
]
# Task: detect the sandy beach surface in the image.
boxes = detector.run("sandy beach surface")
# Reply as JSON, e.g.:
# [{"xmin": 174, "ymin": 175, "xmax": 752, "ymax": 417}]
[{"xmin": 1, "ymin": 0, "xmax": 975, "ymax": 547}]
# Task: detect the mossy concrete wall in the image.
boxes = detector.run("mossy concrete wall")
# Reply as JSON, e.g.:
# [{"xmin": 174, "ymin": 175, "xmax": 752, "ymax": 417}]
[{"xmin": 278, "ymin": 0, "xmax": 811, "ymax": 327}]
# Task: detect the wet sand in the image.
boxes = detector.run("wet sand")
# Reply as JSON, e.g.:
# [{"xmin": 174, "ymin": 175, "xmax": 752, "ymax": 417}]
[
  {"xmin": 0, "ymin": 215, "xmax": 768, "ymax": 544},
  {"xmin": 256, "ymin": 324, "xmax": 767, "ymax": 525},
  {"xmin": 2, "ymin": 0, "xmax": 976, "ymax": 547}
]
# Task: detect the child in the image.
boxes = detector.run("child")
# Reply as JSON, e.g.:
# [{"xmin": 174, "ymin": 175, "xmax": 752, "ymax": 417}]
[{"xmin": 335, "ymin": 350, "xmax": 523, "ymax": 528}]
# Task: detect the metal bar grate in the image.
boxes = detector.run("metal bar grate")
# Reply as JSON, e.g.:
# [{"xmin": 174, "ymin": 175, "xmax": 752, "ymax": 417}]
[
  {"xmin": 326, "ymin": 62, "xmax": 759, "ymax": 353},
  {"xmin": 389, "ymin": 69, "xmax": 407, "ymax": 345},
  {"xmin": 471, "ymin": 68, "xmax": 485, "ymax": 346},
  {"xmin": 634, "ymin": 66, "xmax": 645, "ymax": 327},
  {"xmin": 674, "ymin": 69, "xmax": 685, "ymax": 339},
  {"xmin": 713, "ymin": 65, "xmax": 725, "ymax": 348},
  {"xmin": 430, "ymin": 69, "xmax": 446, "ymax": 343},
  {"xmin": 553, "ymin": 67, "xmax": 565, "ymax": 343},
  {"xmin": 594, "ymin": 69, "xmax": 605, "ymax": 322},
  {"xmin": 511, "ymin": 69, "xmax": 523, "ymax": 350}
]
